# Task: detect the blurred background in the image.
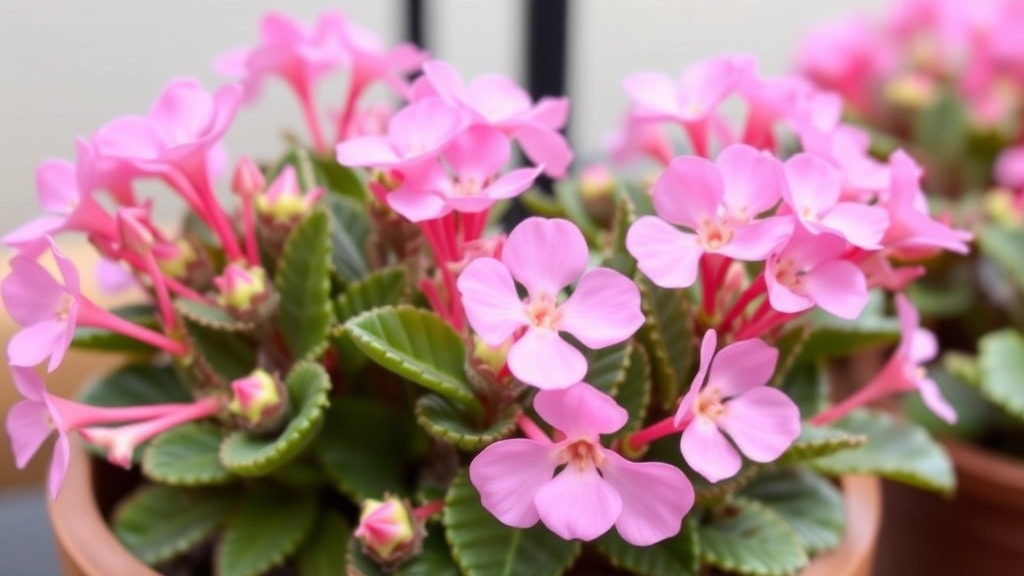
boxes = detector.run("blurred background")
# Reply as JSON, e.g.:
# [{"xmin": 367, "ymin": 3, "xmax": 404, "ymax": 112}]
[{"xmin": 0, "ymin": 1, "xmax": 891, "ymax": 573}]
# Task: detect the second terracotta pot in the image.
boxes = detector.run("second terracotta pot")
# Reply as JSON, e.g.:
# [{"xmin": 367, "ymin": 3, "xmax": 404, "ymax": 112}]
[{"xmin": 873, "ymin": 439, "xmax": 1024, "ymax": 576}]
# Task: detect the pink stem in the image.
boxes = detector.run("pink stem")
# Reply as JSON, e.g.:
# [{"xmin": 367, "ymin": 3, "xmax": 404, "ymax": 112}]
[
  {"xmin": 811, "ymin": 358, "xmax": 902, "ymax": 425},
  {"xmin": 50, "ymin": 396, "xmax": 202, "ymax": 431},
  {"xmin": 413, "ymin": 499, "xmax": 445, "ymax": 522},
  {"xmin": 297, "ymin": 87, "xmax": 328, "ymax": 154},
  {"xmin": 139, "ymin": 251, "xmax": 177, "ymax": 332},
  {"xmin": 120, "ymin": 252, "xmax": 212, "ymax": 304},
  {"xmin": 161, "ymin": 170, "xmax": 212, "ymax": 222},
  {"xmin": 191, "ymin": 173, "xmax": 244, "ymax": 263},
  {"xmin": 700, "ymin": 255, "xmax": 717, "ymax": 318},
  {"xmin": 683, "ymin": 118, "xmax": 710, "ymax": 158},
  {"xmin": 104, "ymin": 396, "xmax": 222, "ymax": 446},
  {"xmin": 735, "ymin": 308, "xmax": 800, "ymax": 341},
  {"xmin": 241, "ymin": 194, "xmax": 260, "ymax": 267},
  {"xmin": 77, "ymin": 298, "xmax": 188, "ymax": 356},
  {"xmin": 625, "ymin": 415, "xmax": 682, "ymax": 452},
  {"xmin": 719, "ymin": 274, "xmax": 767, "ymax": 336},
  {"xmin": 517, "ymin": 414, "xmax": 552, "ymax": 445},
  {"xmin": 334, "ymin": 79, "xmax": 364, "ymax": 144}
]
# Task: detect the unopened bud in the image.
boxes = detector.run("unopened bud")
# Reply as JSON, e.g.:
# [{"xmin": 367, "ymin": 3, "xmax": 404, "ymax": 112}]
[
  {"xmin": 228, "ymin": 370, "xmax": 289, "ymax": 434},
  {"xmin": 354, "ymin": 496, "xmax": 423, "ymax": 566},
  {"xmin": 232, "ymin": 157, "xmax": 266, "ymax": 198},
  {"xmin": 213, "ymin": 264, "xmax": 278, "ymax": 322},
  {"xmin": 116, "ymin": 207, "xmax": 156, "ymax": 256},
  {"xmin": 154, "ymin": 238, "xmax": 213, "ymax": 288},
  {"xmin": 579, "ymin": 164, "xmax": 616, "ymax": 228},
  {"xmin": 255, "ymin": 166, "xmax": 324, "ymax": 228},
  {"xmin": 884, "ymin": 73, "xmax": 937, "ymax": 110},
  {"xmin": 473, "ymin": 336, "xmax": 510, "ymax": 375}
]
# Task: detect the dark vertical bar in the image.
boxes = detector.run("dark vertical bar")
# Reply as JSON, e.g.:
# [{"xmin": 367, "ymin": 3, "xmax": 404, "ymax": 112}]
[{"xmin": 405, "ymin": 0, "xmax": 426, "ymax": 49}]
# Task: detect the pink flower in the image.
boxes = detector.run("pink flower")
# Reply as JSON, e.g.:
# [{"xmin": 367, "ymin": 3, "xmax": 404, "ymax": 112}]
[
  {"xmin": 335, "ymin": 98, "xmax": 465, "ymax": 170},
  {"xmin": 622, "ymin": 55, "xmax": 754, "ymax": 125},
  {"xmin": 3, "ymin": 140, "xmax": 116, "ymax": 249},
  {"xmin": 470, "ymin": 383, "xmax": 694, "ymax": 545},
  {"xmin": 796, "ymin": 123, "xmax": 891, "ymax": 195},
  {"xmin": 795, "ymin": 17, "xmax": 881, "ymax": 114},
  {"xmin": 5, "ymin": 367, "xmax": 70, "ymax": 499},
  {"xmin": 214, "ymin": 11, "xmax": 347, "ymax": 102},
  {"xmin": 626, "ymin": 144, "xmax": 793, "ymax": 289},
  {"xmin": 457, "ymin": 218, "xmax": 643, "ymax": 390},
  {"xmin": 386, "ymin": 125, "xmax": 541, "ymax": 222},
  {"xmin": 766, "ymin": 228, "xmax": 868, "ymax": 319},
  {"xmin": 782, "ymin": 152, "xmax": 889, "ymax": 249},
  {"xmin": 605, "ymin": 113, "xmax": 674, "ymax": 166},
  {"xmin": 675, "ymin": 330, "xmax": 801, "ymax": 483},
  {"xmin": 880, "ymin": 150, "xmax": 971, "ymax": 254},
  {"xmin": 340, "ymin": 19, "xmax": 427, "ymax": 101},
  {"xmin": 995, "ymin": 146, "xmax": 1024, "ymax": 190},
  {"xmin": 416, "ymin": 60, "xmax": 572, "ymax": 177}
]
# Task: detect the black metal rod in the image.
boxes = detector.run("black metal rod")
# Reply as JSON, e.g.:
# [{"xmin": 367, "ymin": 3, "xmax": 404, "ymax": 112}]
[
  {"xmin": 404, "ymin": 0, "xmax": 426, "ymax": 49},
  {"xmin": 526, "ymin": 0, "xmax": 570, "ymax": 119}
]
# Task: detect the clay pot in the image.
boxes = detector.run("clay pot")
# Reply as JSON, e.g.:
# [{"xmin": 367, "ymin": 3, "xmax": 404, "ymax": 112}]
[
  {"xmin": 48, "ymin": 438, "xmax": 881, "ymax": 576},
  {"xmin": 873, "ymin": 439, "xmax": 1024, "ymax": 576}
]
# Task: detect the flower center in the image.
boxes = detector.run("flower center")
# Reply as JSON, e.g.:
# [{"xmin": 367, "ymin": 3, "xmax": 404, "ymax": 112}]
[
  {"xmin": 773, "ymin": 257, "xmax": 803, "ymax": 291},
  {"xmin": 698, "ymin": 220, "xmax": 734, "ymax": 251},
  {"xmin": 525, "ymin": 292, "xmax": 563, "ymax": 331},
  {"xmin": 799, "ymin": 205, "xmax": 818, "ymax": 221},
  {"xmin": 558, "ymin": 438, "xmax": 605, "ymax": 472},
  {"xmin": 55, "ymin": 293, "xmax": 75, "ymax": 320},
  {"xmin": 452, "ymin": 177, "xmax": 481, "ymax": 197},
  {"xmin": 695, "ymin": 388, "xmax": 726, "ymax": 421}
]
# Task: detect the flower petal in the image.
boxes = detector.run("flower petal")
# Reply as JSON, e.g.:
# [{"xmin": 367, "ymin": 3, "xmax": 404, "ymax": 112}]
[
  {"xmin": 507, "ymin": 328, "xmax": 587, "ymax": 390},
  {"xmin": 480, "ymin": 167, "xmax": 541, "ymax": 201},
  {"xmin": 49, "ymin": 432, "xmax": 71, "ymax": 500},
  {"xmin": 680, "ymin": 417, "xmax": 742, "ymax": 483},
  {"xmin": 717, "ymin": 216, "xmax": 793, "ymax": 261},
  {"xmin": 469, "ymin": 438, "xmax": 554, "ymax": 529},
  {"xmin": 651, "ymin": 156, "xmax": 722, "ymax": 228},
  {"xmin": 675, "ymin": 330, "xmax": 718, "ymax": 426},
  {"xmin": 535, "ymin": 466, "xmax": 622, "ymax": 542},
  {"xmin": 503, "ymin": 217, "xmax": 587, "ymax": 296},
  {"xmin": 5, "ymin": 400, "xmax": 52, "ymax": 469},
  {"xmin": 820, "ymin": 203, "xmax": 889, "ymax": 249},
  {"xmin": 335, "ymin": 136, "xmax": 400, "ymax": 167},
  {"xmin": 515, "ymin": 122, "xmax": 572, "ymax": 178},
  {"xmin": 622, "ymin": 71, "xmax": 681, "ymax": 120},
  {"xmin": 917, "ymin": 376, "xmax": 957, "ymax": 425},
  {"xmin": 601, "ymin": 451, "xmax": 694, "ymax": 546},
  {"xmin": 718, "ymin": 387, "xmax": 801, "ymax": 462},
  {"xmin": 802, "ymin": 260, "xmax": 869, "ymax": 320},
  {"xmin": 626, "ymin": 217, "xmax": 703, "ymax": 289},
  {"xmin": 783, "ymin": 152, "xmax": 841, "ymax": 217},
  {"xmin": 534, "ymin": 383, "xmax": 627, "ymax": 437},
  {"xmin": 444, "ymin": 124, "xmax": 510, "ymax": 181},
  {"xmin": 717, "ymin": 144, "xmax": 784, "ymax": 217},
  {"xmin": 8, "ymin": 320, "xmax": 70, "ymax": 370},
  {"xmin": 559, "ymin": 268, "xmax": 643, "ymax": 349},
  {"xmin": 457, "ymin": 258, "xmax": 528, "ymax": 346},
  {"xmin": 2, "ymin": 257, "xmax": 66, "ymax": 326},
  {"xmin": 10, "ymin": 366, "xmax": 46, "ymax": 402},
  {"xmin": 707, "ymin": 338, "xmax": 778, "ymax": 397}
]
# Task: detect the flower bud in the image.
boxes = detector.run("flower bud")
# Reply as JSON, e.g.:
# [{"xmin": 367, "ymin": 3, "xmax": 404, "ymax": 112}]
[
  {"xmin": 473, "ymin": 336, "xmax": 510, "ymax": 375},
  {"xmin": 154, "ymin": 238, "xmax": 214, "ymax": 288},
  {"xmin": 354, "ymin": 496, "xmax": 423, "ymax": 566},
  {"xmin": 255, "ymin": 166, "xmax": 324, "ymax": 229},
  {"xmin": 116, "ymin": 207, "xmax": 157, "ymax": 256},
  {"xmin": 579, "ymin": 164, "xmax": 616, "ymax": 228},
  {"xmin": 213, "ymin": 264, "xmax": 278, "ymax": 322},
  {"xmin": 232, "ymin": 157, "xmax": 266, "ymax": 199},
  {"xmin": 883, "ymin": 73, "xmax": 937, "ymax": 110},
  {"xmin": 228, "ymin": 370, "xmax": 289, "ymax": 434}
]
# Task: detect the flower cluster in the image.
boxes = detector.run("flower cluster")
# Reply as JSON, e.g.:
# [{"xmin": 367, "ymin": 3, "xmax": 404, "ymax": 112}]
[{"xmin": 1, "ymin": 8, "xmax": 970, "ymax": 576}]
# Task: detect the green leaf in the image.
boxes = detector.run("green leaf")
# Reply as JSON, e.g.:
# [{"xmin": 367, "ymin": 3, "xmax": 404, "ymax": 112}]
[
  {"xmin": 646, "ymin": 437, "xmax": 757, "ymax": 505},
  {"xmin": 296, "ymin": 511, "xmax": 351, "ymax": 576},
  {"xmin": 584, "ymin": 340, "xmax": 633, "ymax": 395},
  {"xmin": 769, "ymin": 326, "xmax": 810, "ymax": 388},
  {"xmin": 216, "ymin": 491, "xmax": 319, "ymax": 576},
  {"xmin": 741, "ymin": 468, "xmax": 845, "ymax": 554},
  {"xmin": 72, "ymin": 304, "xmax": 159, "ymax": 353},
  {"xmin": 777, "ymin": 361, "xmax": 828, "ymax": 419},
  {"xmin": 595, "ymin": 519, "xmax": 698, "ymax": 576},
  {"xmin": 143, "ymin": 422, "xmax": 234, "ymax": 486},
  {"xmin": 181, "ymin": 318, "xmax": 256, "ymax": 382},
  {"xmin": 811, "ymin": 409, "xmax": 955, "ymax": 495},
  {"xmin": 978, "ymin": 224, "xmax": 1024, "ymax": 290},
  {"xmin": 310, "ymin": 152, "xmax": 367, "ymax": 202},
  {"xmin": 554, "ymin": 182, "xmax": 601, "ymax": 244},
  {"xmin": 113, "ymin": 485, "xmax": 236, "ymax": 565},
  {"xmin": 416, "ymin": 394, "xmax": 519, "ymax": 450},
  {"xmin": 614, "ymin": 345, "xmax": 652, "ymax": 437},
  {"xmin": 444, "ymin": 471, "xmax": 581, "ymax": 576},
  {"xmin": 325, "ymin": 194, "xmax": 370, "ymax": 282},
  {"xmin": 175, "ymin": 299, "xmax": 254, "ymax": 332},
  {"xmin": 912, "ymin": 89, "xmax": 968, "ymax": 158},
  {"xmin": 698, "ymin": 496, "xmax": 808, "ymax": 576},
  {"xmin": 778, "ymin": 424, "xmax": 867, "ymax": 464},
  {"xmin": 347, "ymin": 528, "xmax": 460, "ymax": 576},
  {"xmin": 277, "ymin": 209, "xmax": 334, "ymax": 361},
  {"xmin": 797, "ymin": 291, "xmax": 899, "ymax": 362},
  {"xmin": 520, "ymin": 189, "xmax": 566, "ymax": 218},
  {"xmin": 333, "ymin": 266, "xmax": 408, "ymax": 374},
  {"xmin": 221, "ymin": 362, "xmax": 331, "ymax": 476},
  {"xmin": 80, "ymin": 364, "xmax": 192, "ymax": 407},
  {"xmin": 316, "ymin": 399, "xmax": 412, "ymax": 500},
  {"xmin": 272, "ymin": 147, "xmax": 320, "ymax": 191},
  {"xmin": 600, "ymin": 196, "xmax": 638, "ymax": 277},
  {"xmin": 637, "ymin": 278, "xmax": 694, "ymax": 408},
  {"xmin": 976, "ymin": 329, "xmax": 1024, "ymax": 423},
  {"xmin": 345, "ymin": 306, "xmax": 483, "ymax": 417}
]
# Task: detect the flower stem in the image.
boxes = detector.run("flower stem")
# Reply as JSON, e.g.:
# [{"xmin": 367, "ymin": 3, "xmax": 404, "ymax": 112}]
[
  {"xmin": 719, "ymin": 274, "xmax": 766, "ymax": 335},
  {"xmin": 297, "ymin": 88, "xmax": 328, "ymax": 154},
  {"xmin": 240, "ymin": 193, "xmax": 261, "ymax": 267},
  {"xmin": 49, "ymin": 396, "xmax": 201, "ymax": 431},
  {"xmin": 625, "ymin": 415, "xmax": 680, "ymax": 452},
  {"xmin": 413, "ymin": 499, "xmax": 445, "ymax": 522},
  {"xmin": 77, "ymin": 298, "xmax": 188, "ymax": 356},
  {"xmin": 516, "ymin": 414, "xmax": 552, "ymax": 444}
]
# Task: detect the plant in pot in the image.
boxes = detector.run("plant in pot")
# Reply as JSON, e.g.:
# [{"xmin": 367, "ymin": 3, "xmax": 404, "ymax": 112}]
[
  {"xmin": 796, "ymin": 0, "xmax": 1024, "ymax": 573},
  {"xmin": 2, "ymin": 9, "xmax": 967, "ymax": 576}
]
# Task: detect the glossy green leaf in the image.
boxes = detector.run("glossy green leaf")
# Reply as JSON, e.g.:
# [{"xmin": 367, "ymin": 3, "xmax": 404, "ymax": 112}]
[
  {"xmin": 416, "ymin": 394, "xmax": 519, "ymax": 450},
  {"xmin": 143, "ymin": 422, "xmax": 234, "ymax": 486},
  {"xmin": 444, "ymin": 471, "xmax": 580, "ymax": 576},
  {"xmin": 310, "ymin": 152, "xmax": 367, "ymax": 201},
  {"xmin": 181, "ymin": 318, "xmax": 256, "ymax": 382},
  {"xmin": 978, "ymin": 224, "xmax": 1024, "ymax": 291},
  {"xmin": 595, "ymin": 519, "xmax": 698, "ymax": 576},
  {"xmin": 613, "ymin": 345, "xmax": 651, "ymax": 437},
  {"xmin": 778, "ymin": 424, "xmax": 867, "ymax": 464},
  {"xmin": 296, "ymin": 511, "xmax": 351, "ymax": 576},
  {"xmin": 777, "ymin": 361, "xmax": 829, "ymax": 419},
  {"xmin": 216, "ymin": 490, "xmax": 318, "ymax": 576},
  {"xmin": 220, "ymin": 362, "xmax": 331, "ymax": 476},
  {"xmin": 325, "ymin": 194, "xmax": 370, "ymax": 282},
  {"xmin": 272, "ymin": 147, "xmax": 320, "ymax": 191},
  {"xmin": 113, "ymin": 485, "xmax": 235, "ymax": 565},
  {"xmin": 175, "ymin": 299, "xmax": 254, "ymax": 332},
  {"xmin": 769, "ymin": 326, "xmax": 810, "ymax": 388},
  {"xmin": 345, "ymin": 306, "xmax": 482, "ymax": 416},
  {"xmin": 976, "ymin": 329, "xmax": 1024, "ymax": 423},
  {"xmin": 333, "ymin": 266, "xmax": 408, "ymax": 373},
  {"xmin": 600, "ymin": 197, "xmax": 638, "ymax": 277},
  {"xmin": 276, "ymin": 209, "xmax": 333, "ymax": 361},
  {"xmin": 698, "ymin": 496, "xmax": 808, "ymax": 576},
  {"xmin": 797, "ymin": 291, "xmax": 899, "ymax": 362},
  {"xmin": 584, "ymin": 340, "xmax": 633, "ymax": 395},
  {"xmin": 80, "ymin": 364, "xmax": 192, "ymax": 407},
  {"xmin": 741, "ymin": 468, "xmax": 845, "ymax": 554},
  {"xmin": 316, "ymin": 399, "xmax": 412, "ymax": 500},
  {"xmin": 637, "ymin": 278, "xmax": 694, "ymax": 408},
  {"xmin": 811, "ymin": 409, "xmax": 955, "ymax": 495}
]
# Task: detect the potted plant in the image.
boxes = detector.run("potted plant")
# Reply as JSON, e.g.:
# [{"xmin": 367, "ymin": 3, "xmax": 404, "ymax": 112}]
[
  {"xmin": 797, "ymin": 0, "xmax": 1024, "ymax": 573},
  {"xmin": 3, "ymin": 9, "xmax": 966, "ymax": 576}
]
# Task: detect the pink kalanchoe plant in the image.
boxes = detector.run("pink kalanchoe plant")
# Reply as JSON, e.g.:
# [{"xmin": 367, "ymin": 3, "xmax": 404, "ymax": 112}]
[
  {"xmin": 470, "ymin": 383, "xmax": 694, "ymax": 545},
  {"xmin": 0, "ymin": 9, "xmax": 973, "ymax": 576}
]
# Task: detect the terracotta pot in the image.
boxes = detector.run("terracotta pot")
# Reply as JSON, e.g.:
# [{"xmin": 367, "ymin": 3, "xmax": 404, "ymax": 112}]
[
  {"xmin": 48, "ymin": 437, "xmax": 881, "ymax": 576},
  {"xmin": 873, "ymin": 439, "xmax": 1024, "ymax": 576}
]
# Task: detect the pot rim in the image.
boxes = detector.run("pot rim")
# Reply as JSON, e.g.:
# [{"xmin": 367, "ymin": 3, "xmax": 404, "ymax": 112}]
[
  {"xmin": 48, "ymin": 439, "xmax": 881, "ymax": 576},
  {"xmin": 945, "ymin": 437, "xmax": 1024, "ymax": 499}
]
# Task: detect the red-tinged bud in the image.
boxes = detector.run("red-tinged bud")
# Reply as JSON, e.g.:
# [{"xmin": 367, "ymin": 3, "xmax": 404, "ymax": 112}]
[
  {"xmin": 213, "ymin": 264, "xmax": 278, "ymax": 322},
  {"xmin": 232, "ymin": 157, "xmax": 266, "ymax": 198},
  {"xmin": 228, "ymin": 370, "xmax": 289, "ymax": 434},
  {"xmin": 354, "ymin": 496, "xmax": 424, "ymax": 566},
  {"xmin": 255, "ymin": 166, "xmax": 324, "ymax": 228},
  {"xmin": 153, "ymin": 238, "xmax": 215, "ymax": 288},
  {"xmin": 116, "ymin": 207, "xmax": 157, "ymax": 256}
]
